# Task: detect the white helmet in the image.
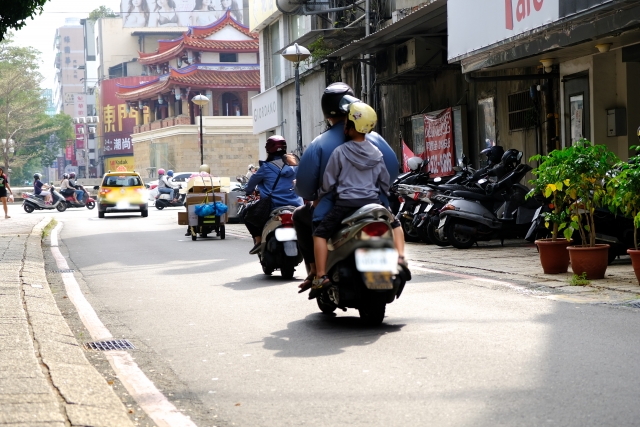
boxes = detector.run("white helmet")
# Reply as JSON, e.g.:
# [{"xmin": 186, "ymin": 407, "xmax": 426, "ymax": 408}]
[{"xmin": 407, "ymin": 157, "xmax": 423, "ymax": 172}]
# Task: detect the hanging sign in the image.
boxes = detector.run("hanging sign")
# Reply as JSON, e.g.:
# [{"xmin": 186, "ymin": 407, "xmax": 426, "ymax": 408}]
[{"xmin": 423, "ymin": 108, "xmax": 455, "ymax": 178}]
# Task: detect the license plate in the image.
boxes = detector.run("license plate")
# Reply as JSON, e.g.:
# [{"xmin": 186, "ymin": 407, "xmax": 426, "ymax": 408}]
[
  {"xmin": 438, "ymin": 217, "xmax": 447, "ymax": 229},
  {"xmin": 275, "ymin": 227, "xmax": 297, "ymax": 241},
  {"xmin": 355, "ymin": 248, "xmax": 398, "ymax": 273},
  {"xmin": 413, "ymin": 205, "xmax": 421, "ymax": 215},
  {"xmin": 425, "ymin": 204, "xmax": 433, "ymax": 212},
  {"xmin": 362, "ymin": 272, "xmax": 394, "ymax": 290}
]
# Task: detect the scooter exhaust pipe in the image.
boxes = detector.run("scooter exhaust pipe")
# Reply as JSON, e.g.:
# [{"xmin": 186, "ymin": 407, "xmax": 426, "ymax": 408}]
[{"xmin": 454, "ymin": 223, "xmax": 478, "ymax": 236}]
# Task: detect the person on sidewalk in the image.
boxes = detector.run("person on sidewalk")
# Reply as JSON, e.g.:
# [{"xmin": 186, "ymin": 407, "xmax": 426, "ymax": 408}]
[
  {"xmin": 293, "ymin": 83, "xmax": 408, "ymax": 292},
  {"xmin": 0, "ymin": 166, "xmax": 14, "ymax": 219},
  {"xmin": 309, "ymin": 101, "xmax": 397, "ymax": 298}
]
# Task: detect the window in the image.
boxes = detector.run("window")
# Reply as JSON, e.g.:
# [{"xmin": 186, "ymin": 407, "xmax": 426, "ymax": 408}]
[
  {"xmin": 477, "ymin": 97, "xmax": 496, "ymax": 167},
  {"xmin": 507, "ymin": 91, "xmax": 535, "ymax": 131},
  {"xmin": 290, "ymin": 15, "xmax": 308, "ymax": 41},
  {"xmin": 64, "ymin": 46, "xmax": 70, "ymax": 53},
  {"xmin": 220, "ymin": 53, "xmax": 238, "ymax": 62},
  {"xmin": 269, "ymin": 21, "xmax": 281, "ymax": 87},
  {"xmin": 569, "ymin": 94, "xmax": 584, "ymax": 144},
  {"xmin": 102, "ymin": 175, "xmax": 142, "ymax": 187}
]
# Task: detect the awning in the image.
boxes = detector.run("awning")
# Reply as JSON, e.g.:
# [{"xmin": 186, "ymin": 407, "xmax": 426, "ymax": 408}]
[{"xmin": 328, "ymin": 0, "xmax": 447, "ymax": 60}]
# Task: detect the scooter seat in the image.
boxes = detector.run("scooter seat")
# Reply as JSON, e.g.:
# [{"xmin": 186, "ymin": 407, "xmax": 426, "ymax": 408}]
[{"xmin": 451, "ymin": 190, "xmax": 494, "ymax": 201}]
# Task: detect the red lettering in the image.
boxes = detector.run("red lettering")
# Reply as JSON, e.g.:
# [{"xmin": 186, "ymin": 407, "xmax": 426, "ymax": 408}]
[
  {"xmin": 505, "ymin": 0, "xmax": 513, "ymax": 30},
  {"xmin": 516, "ymin": 0, "xmax": 526, "ymax": 22},
  {"xmin": 533, "ymin": 0, "xmax": 543, "ymax": 11}
]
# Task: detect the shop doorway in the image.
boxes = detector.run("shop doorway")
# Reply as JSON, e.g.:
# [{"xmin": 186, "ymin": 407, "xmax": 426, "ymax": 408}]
[
  {"xmin": 564, "ymin": 73, "xmax": 590, "ymax": 146},
  {"xmin": 221, "ymin": 93, "xmax": 242, "ymax": 116}
]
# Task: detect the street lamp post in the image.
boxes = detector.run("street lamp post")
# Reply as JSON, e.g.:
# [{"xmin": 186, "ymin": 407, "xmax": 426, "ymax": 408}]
[
  {"xmin": 191, "ymin": 94, "xmax": 210, "ymax": 166},
  {"xmin": 282, "ymin": 43, "xmax": 310, "ymax": 156}
]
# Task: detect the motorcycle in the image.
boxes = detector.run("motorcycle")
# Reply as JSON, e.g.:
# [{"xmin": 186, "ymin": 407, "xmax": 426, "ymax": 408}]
[
  {"xmin": 257, "ymin": 206, "xmax": 303, "ymax": 279},
  {"xmin": 155, "ymin": 190, "xmax": 186, "ymax": 210},
  {"xmin": 64, "ymin": 188, "xmax": 96, "ymax": 210},
  {"xmin": 311, "ymin": 204, "xmax": 407, "ymax": 326},
  {"xmin": 22, "ymin": 186, "xmax": 67, "ymax": 213},
  {"xmin": 436, "ymin": 157, "xmax": 541, "ymax": 249}
]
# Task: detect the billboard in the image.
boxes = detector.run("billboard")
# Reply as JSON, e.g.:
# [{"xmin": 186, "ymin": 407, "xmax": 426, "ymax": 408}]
[
  {"xmin": 75, "ymin": 124, "xmax": 85, "ymax": 149},
  {"xmin": 448, "ymin": 0, "xmax": 560, "ymax": 60},
  {"xmin": 120, "ymin": 0, "xmax": 245, "ymax": 27},
  {"xmin": 104, "ymin": 156, "xmax": 136, "ymax": 172},
  {"xmin": 74, "ymin": 93, "xmax": 87, "ymax": 117},
  {"xmin": 248, "ymin": 0, "xmax": 277, "ymax": 31}
]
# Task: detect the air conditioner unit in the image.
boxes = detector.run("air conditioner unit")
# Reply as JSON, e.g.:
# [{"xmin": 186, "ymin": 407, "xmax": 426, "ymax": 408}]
[
  {"xmin": 79, "ymin": 117, "xmax": 86, "ymax": 124},
  {"xmin": 395, "ymin": 38, "xmax": 437, "ymax": 74},
  {"xmin": 77, "ymin": 127, "xmax": 85, "ymax": 134},
  {"xmin": 88, "ymin": 126, "xmax": 96, "ymax": 134}
]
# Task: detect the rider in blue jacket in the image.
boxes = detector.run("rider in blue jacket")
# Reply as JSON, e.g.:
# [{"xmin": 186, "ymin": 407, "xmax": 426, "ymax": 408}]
[
  {"xmin": 245, "ymin": 135, "xmax": 303, "ymax": 253},
  {"xmin": 293, "ymin": 83, "xmax": 408, "ymax": 291}
]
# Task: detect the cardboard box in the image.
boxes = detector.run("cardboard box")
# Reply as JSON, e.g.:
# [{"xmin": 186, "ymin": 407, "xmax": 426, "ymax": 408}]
[
  {"xmin": 187, "ymin": 203, "xmax": 227, "ymax": 225},
  {"xmin": 178, "ymin": 211, "xmax": 188, "ymax": 225},
  {"xmin": 186, "ymin": 176, "xmax": 231, "ymax": 194}
]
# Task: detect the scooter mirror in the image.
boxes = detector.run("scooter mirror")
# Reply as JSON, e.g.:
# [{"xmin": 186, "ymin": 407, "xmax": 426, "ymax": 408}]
[
  {"xmin": 407, "ymin": 157, "xmax": 424, "ymax": 171},
  {"xmin": 93, "ymin": 185, "xmax": 99, "ymax": 190},
  {"xmin": 462, "ymin": 155, "xmax": 469, "ymax": 166}
]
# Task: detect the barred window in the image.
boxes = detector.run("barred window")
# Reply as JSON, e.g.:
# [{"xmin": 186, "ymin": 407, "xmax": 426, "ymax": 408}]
[{"xmin": 508, "ymin": 91, "xmax": 535, "ymax": 131}]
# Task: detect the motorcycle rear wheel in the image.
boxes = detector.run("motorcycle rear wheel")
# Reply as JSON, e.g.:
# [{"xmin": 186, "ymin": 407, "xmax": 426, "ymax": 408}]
[
  {"xmin": 358, "ymin": 297, "xmax": 386, "ymax": 326},
  {"xmin": 23, "ymin": 204, "xmax": 34, "ymax": 213},
  {"xmin": 280, "ymin": 258, "xmax": 296, "ymax": 280},
  {"xmin": 400, "ymin": 217, "xmax": 421, "ymax": 243},
  {"xmin": 85, "ymin": 201, "xmax": 95, "ymax": 210},
  {"xmin": 262, "ymin": 264, "xmax": 274, "ymax": 275},
  {"xmin": 155, "ymin": 204, "xmax": 164, "ymax": 210},
  {"xmin": 317, "ymin": 298, "xmax": 336, "ymax": 314},
  {"xmin": 427, "ymin": 222, "xmax": 450, "ymax": 247},
  {"xmin": 445, "ymin": 220, "xmax": 475, "ymax": 249}
]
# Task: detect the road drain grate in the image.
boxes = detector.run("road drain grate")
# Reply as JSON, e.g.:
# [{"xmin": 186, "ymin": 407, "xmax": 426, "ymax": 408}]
[
  {"xmin": 84, "ymin": 339, "xmax": 135, "ymax": 351},
  {"xmin": 50, "ymin": 269, "xmax": 75, "ymax": 273},
  {"xmin": 624, "ymin": 300, "xmax": 640, "ymax": 309}
]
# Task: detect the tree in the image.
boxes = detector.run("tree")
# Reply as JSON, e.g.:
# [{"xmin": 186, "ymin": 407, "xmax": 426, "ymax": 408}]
[
  {"xmin": 0, "ymin": 37, "xmax": 73, "ymax": 177},
  {"xmin": 0, "ymin": 0, "xmax": 51, "ymax": 41},
  {"xmin": 88, "ymin": 6, "xmax": 118, "ymax": 21}
]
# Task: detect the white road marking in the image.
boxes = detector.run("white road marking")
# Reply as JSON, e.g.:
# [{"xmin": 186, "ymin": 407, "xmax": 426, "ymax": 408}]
[
  {"xmin": 411, "ymin": 264, "xmax": 529, "ymax": 292},
  {"xmin": 50, "ymin": 222, "xmax": 198, "ymax": 427}
]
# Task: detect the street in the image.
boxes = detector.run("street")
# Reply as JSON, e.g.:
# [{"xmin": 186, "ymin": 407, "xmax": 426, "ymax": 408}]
[{"xmin": 18, "ymin": 206, "xmax": 640, "ymax": 427}]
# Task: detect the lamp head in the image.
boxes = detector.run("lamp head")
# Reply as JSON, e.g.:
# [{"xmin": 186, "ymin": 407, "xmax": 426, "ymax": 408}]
[{"xmin": 282, "ymin": 43, "xmax": 310, "ymax": 63}]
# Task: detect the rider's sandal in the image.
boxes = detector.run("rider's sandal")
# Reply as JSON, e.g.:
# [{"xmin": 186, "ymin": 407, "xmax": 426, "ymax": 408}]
[
  {"xmin": 398, "ymin": 256, "xmax": 412, "ymax": 281},
  {"xmin": 297, "ymin": 274, "xmax": 315, "ymax": 293},
  {"xmin": 308, "ymin": 275, "xmax": 330, "ymax": 300}
]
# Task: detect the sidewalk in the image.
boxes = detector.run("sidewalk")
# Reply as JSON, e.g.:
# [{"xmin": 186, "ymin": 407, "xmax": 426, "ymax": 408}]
[
  {"xmin": 0, "ymin": 215, "xmax": 134, "ymax": 426},
  {"xmin": 405, "ymin": 239, "xmax": 640, "ymax": 304}
]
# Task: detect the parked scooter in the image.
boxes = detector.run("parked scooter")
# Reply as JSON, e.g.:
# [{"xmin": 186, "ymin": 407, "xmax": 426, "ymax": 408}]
[
  {"xmin": 311, "ymin": 204, "xmax": 407, "ymax": 326},
  {"xmin": 256, "ymin": 206, "xmax": 303, "ymax": 279},
  {"xmin": 436, "ymin": 151, "xmax": 541, "ymax": 249},
  {"xmin": 22, "ymin": 186, "xmax": 67, "ymax": 213}
]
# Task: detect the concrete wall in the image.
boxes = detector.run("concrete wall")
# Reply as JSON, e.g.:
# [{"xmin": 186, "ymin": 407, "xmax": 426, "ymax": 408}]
[
  {"xmin": 97, "ymin": 18, "xmax": 140, "ymax": 79},
  {"xmin": 132, "ymin": 116, "xmax": 259, "ymax": 178}
]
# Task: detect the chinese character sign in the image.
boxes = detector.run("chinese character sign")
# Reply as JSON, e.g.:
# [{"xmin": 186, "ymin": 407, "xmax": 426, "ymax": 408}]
[
  {"xmin": 423, "ymin": 108, "xmax": 455, "ymax": 178},
  {"xmin": 74, "ymin": 94, "xmax": 86, "ymax": 117},
  {"xmin": 65, "ymin": 141, "xmax": 74, "ymax": 161},
  {"xmin": 99, "ymin": 77, "xmax": 149, "ymax": 156},
  {"xmin": 75, "ymin": 124, "xmax": 85, "ymax": 149}
]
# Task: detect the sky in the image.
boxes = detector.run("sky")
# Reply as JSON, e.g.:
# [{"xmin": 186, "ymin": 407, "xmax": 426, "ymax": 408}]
[{"xmin": 12, "ymin": 0, "xmax": 122, "ymax": 89}]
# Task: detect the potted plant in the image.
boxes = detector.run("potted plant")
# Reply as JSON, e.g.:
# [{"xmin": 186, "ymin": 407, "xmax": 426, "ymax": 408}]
[
  {"xmin": 562, "ymin": 139, "xmax": 618, "ymax": 279},
  {"xmin": 606, "ymin": 151, "xmax": 640, "ymax": 282},
  {"xmin": 529, "ymin": 149, "xmax": 573, "ymax": 274}
]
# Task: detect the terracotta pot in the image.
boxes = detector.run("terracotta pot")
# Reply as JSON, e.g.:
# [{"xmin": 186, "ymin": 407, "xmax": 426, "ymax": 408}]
[
  {"xmin": 627, "ymin": 249, "xmax": 640, "ymax": 284},
  {"xmin": 535, "ymin": 238, "xmax": 573, "ymax": 274},
  {"xmin": 567, "ymin": 244, "xmax": 610, "ymax": 280}
]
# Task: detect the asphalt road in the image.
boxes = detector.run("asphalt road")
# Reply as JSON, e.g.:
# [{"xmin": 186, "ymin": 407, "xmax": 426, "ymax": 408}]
[{"xmin": 29, "ymin": 206, "xmax": 640, "ymax": 427}]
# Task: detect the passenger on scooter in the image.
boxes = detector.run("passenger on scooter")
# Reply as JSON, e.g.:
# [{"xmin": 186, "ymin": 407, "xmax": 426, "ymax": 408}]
[
  {"xmin": 33, "ymin": 173, "xmax": 52, "ymax": 204},
  {"xmin": 68, "ymin": 172, "xmax": 84, "ymax": 203},
  {"xmin": 165, "ymin": 170, "xmax": 181, "ymax": 201},
  {"xmin": 60, "ymin": 173, "xmax": 80, "ymax": 203},
  {"xmin": 157, "ymin": 169, "xmax": 179, "ymax": 201},
  {"xmin": 310, "ymin": 101, "xmax": 400, "ymax": 296},
  {"xmin": 293, "ymin": 83, "xmax": 408, "ymax": 293},
  {"xmin": 245, "ymin": 135, "xmax": 303, "ymax": 254}
]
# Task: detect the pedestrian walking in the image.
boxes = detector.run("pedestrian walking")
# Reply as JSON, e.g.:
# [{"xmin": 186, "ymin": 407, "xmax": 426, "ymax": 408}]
[{"xmin": 0, "ymin": 167, "xmax": 14, "ymax": 219}]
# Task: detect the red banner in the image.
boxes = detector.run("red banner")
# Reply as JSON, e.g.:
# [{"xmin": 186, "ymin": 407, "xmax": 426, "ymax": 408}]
[
  {"xmin": 75, "ymin": 124, "xmax": 85, "ymax": 149},
  {"xmin": 65, "ymin": 141, "xmax": 74, "ymax": 161},
  {"xmin": 423, "ymin": 108, "xmax": 455, "ymax": 178},
  {"xmin": 402, "ymin": 140, "xmax": 415, "ymax": 173}
]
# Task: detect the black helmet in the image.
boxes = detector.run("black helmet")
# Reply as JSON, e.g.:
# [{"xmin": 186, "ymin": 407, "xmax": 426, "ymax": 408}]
[
  {"xmin": 501, "ymin": 148, "xmax": 522, "ymax": 170},
  {"xmin": 321, "ymin": 82, "xmax": 355, "ymax": 119},
  {"xmin": 33, "ymin": 173, "xmax": 42, "ymax": 180},
  {"xmin": 481, "ymin": 145, "xmax": 505, "ymax": 165}
]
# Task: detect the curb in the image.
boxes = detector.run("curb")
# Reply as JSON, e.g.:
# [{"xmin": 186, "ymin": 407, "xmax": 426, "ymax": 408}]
[{"xmin": 21, "ymin": 218, "xmax": 135, "ymax": 427}]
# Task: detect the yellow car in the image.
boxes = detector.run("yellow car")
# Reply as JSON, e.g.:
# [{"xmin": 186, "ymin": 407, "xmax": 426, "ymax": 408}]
[{"xmin": 95, "ymin": 171, "xmax": 148, "ymax": 218}]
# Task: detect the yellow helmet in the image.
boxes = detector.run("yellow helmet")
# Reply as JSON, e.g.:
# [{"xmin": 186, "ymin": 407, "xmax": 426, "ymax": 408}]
[
  {"xmin": 348, "ymin": 102, "xmax": 377, "ymax": 134},
  {"xmin": 199, "ymin": 164, "xmax": 210, "ymax": 174}
]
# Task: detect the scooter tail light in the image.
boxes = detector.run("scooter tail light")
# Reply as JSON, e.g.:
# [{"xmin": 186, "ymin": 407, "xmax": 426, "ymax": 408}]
[
  {"xmin": 361, "ymin": 222, "xmax": 389, "ymax": 237},
  {"xmin": 398, "ymin": 196, "xmax": 405, "ymax": 203},
  {"xmin": 279, "ymin": 212, "xmax": 293, "ymax": 226},
  {"xmin": 440, "ymin": 203, "xmax": 456, "ymax": 213}
]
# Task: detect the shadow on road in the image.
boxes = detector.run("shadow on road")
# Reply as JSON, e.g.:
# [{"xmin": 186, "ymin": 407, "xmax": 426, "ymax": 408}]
[{"xmin": 262, "ymin": 313, "xmax": 405, "ymax": 357}]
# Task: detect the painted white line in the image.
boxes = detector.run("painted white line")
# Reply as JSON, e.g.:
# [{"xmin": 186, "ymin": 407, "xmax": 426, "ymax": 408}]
[
  {"xmin": 411, "ymin": 264, "xmax": 528, "ymax": 292},
  {"xmin": 50, "ymin": 222, "xmax": 197, "ymax": 427}
]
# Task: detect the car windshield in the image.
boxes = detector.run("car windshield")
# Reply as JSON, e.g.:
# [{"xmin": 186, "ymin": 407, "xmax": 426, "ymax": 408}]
[{"xmin": 103, "ymin": 175, "xmax": 142, "ymax": 187}]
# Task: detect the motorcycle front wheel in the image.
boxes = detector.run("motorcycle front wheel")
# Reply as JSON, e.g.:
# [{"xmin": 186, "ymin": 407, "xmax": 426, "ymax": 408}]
[
  {"xmin": 427, "ymin": 222, "xmax": 450, "ymax": 247},
  {"xmin": 56, "ymin": 203, "xmax": 67, "ymax": 212},
  {"xmin": 400, "ymin": 216, "xmax": 421, "ymax": 243}
]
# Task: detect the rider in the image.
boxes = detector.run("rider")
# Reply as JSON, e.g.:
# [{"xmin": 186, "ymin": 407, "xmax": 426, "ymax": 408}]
[
  {"xmin": 68, "ymin": 172, "xmax": 84, "ymax": 203},
  {"xmin": 293, "ymin": 83, "xmax": 409, "ymax": 292},
  {"xmin": 166, "ymin": 170, "xmax": 181, "ymax": 201},
  {"xmin": 246, "ymin": 164, "xmax": 257, "ymax": 179},
  {"xmin": 310, "ymin": 102, "xmax": 398, "ymax": 297},
  {"xmin": 60, "ymin": 173, "xmax": 80, "ymax": 203},
  {"xmin": 157, "ymin": 168, "xmax": 180, "ymax": 201},
  {"xmin": 33, "ymin": 173, "xmax": 52, "ymax": 205},
  {"xmin": 245, "ymin": 135, "xmax": 303, "ymax": 254}
]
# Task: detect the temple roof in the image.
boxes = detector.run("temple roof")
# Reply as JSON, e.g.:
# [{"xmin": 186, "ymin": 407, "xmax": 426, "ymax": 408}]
[
  {"xmin": 138, "ymin": 11, "xmax": 258, "ymax": 65},
  {"xmin": 115, "ymin": 64, "xmax": 260, "ymax": 101}
]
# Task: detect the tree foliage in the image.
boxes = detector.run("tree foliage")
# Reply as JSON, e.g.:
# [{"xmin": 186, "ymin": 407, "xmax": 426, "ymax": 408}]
[
  {"xmin": 605, "ymin": 152, "xmax": 640, "ymax": 250},
  {"xmin": 88, "ymin": 6, "xmax": 118, "ymax": 21},
  {"xmin": 0, "ymin": 0, "xmax": 51, "ymax": 41},
  {"xmin": 0, "ymin": 37, "xmax": 73, "ymax": 177}
]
